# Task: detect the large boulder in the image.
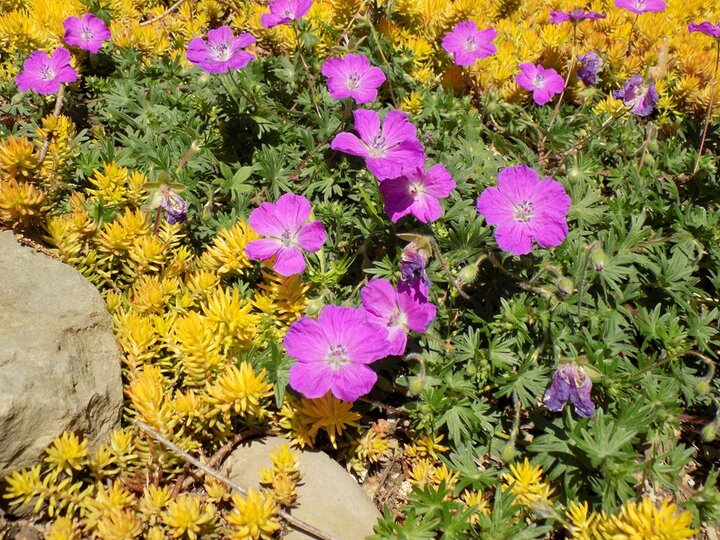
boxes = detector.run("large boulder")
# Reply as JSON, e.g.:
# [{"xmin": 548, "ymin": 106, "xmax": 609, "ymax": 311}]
[
  {"xmin": 222, "ymin": 436, "xmax": 381, "ymax": 540},
  {"xmin": 0, "ymin": 231, "xmax": 123, "ymax": 477}
]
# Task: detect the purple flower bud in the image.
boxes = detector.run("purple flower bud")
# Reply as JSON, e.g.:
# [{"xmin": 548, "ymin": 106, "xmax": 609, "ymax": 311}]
[
  {"xmin": 612, "ymin": 74, "xmax": 658, "ymax": 116},
  {"xmin": 577, "ymin": 52, "xmax": 602, "ymax": 86},
  {"xmin": 543, "ymin": 363, "xmax": 595, "ymax": 418},
  {"xmin": 159, "ymin": 188, "xmax": 188, "ymax": 224},
  {"xmin": 399, "ymin": 241, "xmax": 431, "ymax": 298}
]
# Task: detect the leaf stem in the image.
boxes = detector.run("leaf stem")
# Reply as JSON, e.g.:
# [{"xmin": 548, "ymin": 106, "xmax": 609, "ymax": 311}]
[{"xmin": 694, "ymin": 39, "xmax": 720, "ymax": 174}]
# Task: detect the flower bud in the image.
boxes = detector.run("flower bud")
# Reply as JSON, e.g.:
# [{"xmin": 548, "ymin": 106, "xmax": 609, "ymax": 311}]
[
  {"xmin": 591, "ymin": 249, "xmax": 608, "ymax": 272},
  {"xmin": 695, "ymin": 380, "xmax": 711, "ymax": 396},
  {"xmin": 500, "ymin": 442, "xmax": 516, "ymax": 463},
  {"xmin": 305, "ymin": 297, "xmax": 324, "ymax": 316},
  {"xmin": 702, "ymin": 424, "xmax": 716, "ymax": 442},
  {"xmin": 407, "ymin": 376, "xmax": 427, "ymax": 396},
  {"xmin": 556, "ymin": 277, "xmax": 574, "ymax": 296},
  {"xmin": 458, "ymin": 264, "xmax": 478, "ymax": 286}
]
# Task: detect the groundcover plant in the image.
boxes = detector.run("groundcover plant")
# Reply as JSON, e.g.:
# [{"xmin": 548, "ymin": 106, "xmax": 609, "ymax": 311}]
[{"xmin": 1, "ymin": 0, "xmax": 720, "ymax": 538}]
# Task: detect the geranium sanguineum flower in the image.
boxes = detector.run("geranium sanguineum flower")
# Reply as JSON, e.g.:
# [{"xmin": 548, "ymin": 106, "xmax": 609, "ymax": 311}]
[
  {"xmin": 515, "ymin": 63, "xmax": 565, "ymax": 105},
  {"xmin": 476, "ymin": 165, "xmax": 571, "ymax": 256},
  {"xmin": 321, "ymin": 54, "xmax": 386, "ymax": 104},
  {"xmin": 285, "ymin": 305, "xmax": 389, "ymax": 402},
  {"xmin": 261, "ymin": 0, "xmax": 313, "ymax": 28},
  {"xmin": 379, "ymin": 163, "xmax": 456, "ymax": 223},
  {"xmin": 159, "ymin": 189, "xmax": 188, "ymax": 225},
  {"xmin": 549, "ymin": 9, "xmax": 605, "ymax": 24},
  {"xmin": 689, "ymin": 21, "xmax": 720, "ymax": 38},
  {"xmin": 330, "ymin": 109, "xmax": 426, "ymax": 180},
  {"xmin": 577, "ymin": 52, "xmax": 602, "ymax": 86},
  {"xmin": 16, "ymin": 48, "xmax": 78, "ymax": 95},
  {"xmin": 441, "ymin": 21, "xmax": 497, "ymax": 66},
  {"xmin": 360, "ymin": 279, "xmax": 436, "ymax": 356},
  {"xmin": 186, "ymin": 27, "xmax": 255, "ymax": 74},
  {"xmin": 614, "ymin": 0, "xmax": 666, "ymax": 15},
  {"xmin": 245, "ymin": 193, "xmax": 326, "ymax": 276},
  {"xmin": 62, "ymin": 14, "xmax": 111, "ymax": 53},
  {"xmin": 543, "ymin": 363, "xmax": 595, "ymax": 418},
  {"xmin": 612, "ymin": 74, "xmax": 658, "ymax": 116}
]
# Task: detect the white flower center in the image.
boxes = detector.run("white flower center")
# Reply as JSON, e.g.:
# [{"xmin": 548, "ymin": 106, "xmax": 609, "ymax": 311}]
[
  {"xmin": 408, "ymin": 181, "xmax": 425, "ymax": 198},
  {"xmin": 533, "ymin": 74, "xmax": 545, "ymax": 88},
  {"xmin": 387, "ymin": 307, "xmax": 408, "ymax": 331},
  {"xmin": 367, "ymin": 134, "xmax": 388, "ymax": 157},
  {"xmin": 326, "ymin": 345, "xmax": 350, "ymax": 370},
  {"xmin": 210, "ymin": 43, "xmax": 232, "ymax": 61},
  {"xmin": 80, "ymin": 26, "xmax": 93, "ymax": 41},
  {"xmin": 279, "ymin": 229, "xmax": 298, "ymax": 247},
  {"xmin": 464, "ymin": 36, "xmax": 478, "ymax": 51},
  {"xmin": 40, "ymin": 65, "xmax": 56, "ymax": 81},
  {"xmin": 513, "ymin": 199, "xmax": 534, "ymax": 222},
  {"xmin": 284, "ymin": 8, "xmax": 294, "ymax": 18},
  {"xmin": 346, "ymin": 73, "xmax": 361, "ymax": 90}
]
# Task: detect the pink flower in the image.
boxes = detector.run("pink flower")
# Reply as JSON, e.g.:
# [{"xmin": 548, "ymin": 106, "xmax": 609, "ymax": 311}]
[
  {"xmin": 62, "ymin": 13, "xmax": 111, "ymax": 53},
  {"xmin": 689, "ymin": 21, "xmax": 720, "ymax": 38},
  {"xmin": 548, "ymin": 9, "xmax": 605, "ymax": 24},
  {"xmin": 261, "ymin": 0, "xmax": 313, "ymax": 28},
  {"xmin": 330, "ymin": 109, "xmax": 426, "ymax": 180},
  {"xmin": 379, "ymin": 164, "xmax": 456, "ymax": 223},
  {"xmin": 321, "ymin": 54, "xmax": 386, "ymax": 104},
  {"xmin": 614, "ymin": 0, "xmax": 666, "ymax": 15},
  {"xmin": 360, "ymin": 279, "xmax": 436, "ymax": 356},
  {"xmin": 187, "ymin": 27, "xmax": 255, "ymax": 74},
  {"xmin": 16, "ymin": 48, "xmax": 78, "ymax": 95},
  {"xmin": 245, "ymin": 193, "xmax": 326, "ymax": 276},
  {"xmin": 441, "ymin": 20, "xmax": 497, "ymax": 67},
  {"xmin": 476, "ymin": 165, "xmax": 571, "ymax": 256},
  {"xmin": 516, "ymin": 63, "xmax": 565, "ymax": 105},
  {"xmin": 285, "ymin": 305, "xmax": 389, "ymax": 402}
]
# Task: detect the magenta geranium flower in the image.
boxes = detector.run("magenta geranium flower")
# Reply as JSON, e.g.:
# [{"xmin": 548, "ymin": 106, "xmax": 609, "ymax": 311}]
[
  {"xmin": 516, "ymin": 63, "xmax": 565, "ymax": 105},
  {"xmin": 476, "ymin": 165, "xmax": 571, "ymax": 256},
  {"xmin": 612, "ymin": 74, "xmax": 658, "ymax": 116},
  {"xmin": 321, "ymin": 54, "xmax": 386, "ymax": 104},
  {"xmin": 614, "ymin": 0, "xmax": 666, "ymax": 15},
  {"xmin": 544, "ymin": 363, "xmax": 595, "ymax": 418},
  {"xmin": 549, "ymin": 9, "xmax": 605, "ymax": 23},
  {"xmin": 186, "ymin": 26, "xmax": 255, "ymax": 74},
  {"xmin": 285, "ymin": 305, "xmax": 389, "ymax": 402},
  {"xmin": 245, "ymin": 193, "xmax": 326, "ymax": 276},
  {"xmin": 379, "ymin": 164, "xmax": 456, "ymax": 223},
  {"xmin": 360, "ymin": 279, "xmax": 436, "ymax": 357},
  {"xmin": 261, "ymin": 0, "xmax": 313, "ymax": 28},
  {"xmin": 62, "ymin": 13, "xmax": 111, "ymax": 53},
  {"xmin": 441, "ymin": 20, "xmax": 497, "ymax": 67},
  {"xmin": 330, "ymin": 109, "xmax": 426, "ymax": 180},
  {"xmin": 16, "ymin": 48, "xmax": 78, "ymax": 95},
  {"xmin": 689, "ymin": 21, "xmax": 720, "ymax": 38}
]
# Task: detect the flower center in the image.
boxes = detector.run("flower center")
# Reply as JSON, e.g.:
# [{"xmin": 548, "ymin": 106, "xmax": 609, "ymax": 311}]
[
  {"xmin": 513, "ymin": 199, "xmax": 534, "ymax": 222},
  {"xmin": 408, "ymin": 181, "xmax": 425, "ymax": 198},
  {"xmin": 387, "ymin": 307, "xmax": 408, "ymax": 330},
  {"xmin": 346, "ymin": 73, "xmax": 361, "ymax": 89},
  {"xmin": 367, "ymin": 134, "xmax": 388, "ymax": 157},
  {"xmin": 533, "ymin": 74, "xmax": 545, "ymax": 88},
  {"xmin": 464, "ymin": 37, "xmax": 478, "ymax": 51},
  {"xmin": 326, "ymin": 345, "xmax": 350, "ymax": 370},
  {"xmin": 210, "ymin": 43, "xmax": 232, "ymax": 61},
  {"xmin": 284, "ymin": 8, "xmax": 294, "ymax": 18},
  {"xmin": 280, "ymin": 229, "xmax": 297, "ymax": 247},
  {"xmin": 80, "ymin": 26, "xmax": 93, "ymax": 41},
  {"xmin": 635, "ymin": 0, "xmax": 645, "ymax": 7},
  {"xmin": 40, "ymin": 64, "xmax": 56, "ymax": 81}
]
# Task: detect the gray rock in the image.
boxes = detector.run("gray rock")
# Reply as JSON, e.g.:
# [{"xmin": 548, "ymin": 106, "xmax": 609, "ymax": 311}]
[
  {"xmin": 0, "ymin": 231, "xmax": 123, "ymax": 477},
  {"xmin": 222, "ymin": 436, "xmax": 381, "ymax": 540}
]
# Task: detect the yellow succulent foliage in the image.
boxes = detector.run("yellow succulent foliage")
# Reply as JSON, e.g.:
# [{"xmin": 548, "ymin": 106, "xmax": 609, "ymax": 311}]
[
  {"xmin": 43, "ymin": 432, "xmax": 88, "ymax": 477},
  {"xmin": 200, "ymin": 219, "xmax": 258, "ymax": 276},
  {"xmin": 161, "ymin": 493, "xmax": 217, "ymax": 540},
  {"xmin": 600, "ymin": 497, "xmax": 697, "ymax": 539},
  {"xmin": 0, "ymin": 0, "xmax": 82, "ymax": 54},
  {"xmin": 0, "ymin": 177, "xmax": 45, "ymax": 227},
  {"xmin": 501, "ymin": 458, "xmax": 554, "ymax": 508},
  {"xmin": 226, "ymin": 488, "xmax": 281, "ymax": 540},
  {"xmin": 0, "ymin": 135, "xmax": 37, "ymax": 179},
  {"xmin": 280, "ymin": 393, "xmax": 361, "ymax": 449}
]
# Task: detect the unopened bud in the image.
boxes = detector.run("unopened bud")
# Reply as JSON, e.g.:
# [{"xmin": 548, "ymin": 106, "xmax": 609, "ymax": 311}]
[
  {"xmin": 407, "ymin": 376, "xmax": 426, "ymax": 396},
  {"xmin": 695, "ymin": 380, "xmax": 711, "ymax": 396},
  {"xmin": 305, "ymin": 297, "xmax": 324, "ymax": 316},
  {"xmin": 500, "ymin": 442, "xmax": 516, "ymax": 463},
  {"xmin": 702, "ymin": 424, "xmax": 716, "ymax": 442},
  {"xmin": 156, "ymin": 170, "xmax": 172, "ymax": 184},
  {"xmin": 458, "ymin": 264, "xmax": 478, "ymax": 286},
  {"xmin": 591, "ymin": 249, "xmax": 607, "ymax": 272},
  {"xmin": 557, "ymin": 277, "xmax": 574, "ymax": 296}
]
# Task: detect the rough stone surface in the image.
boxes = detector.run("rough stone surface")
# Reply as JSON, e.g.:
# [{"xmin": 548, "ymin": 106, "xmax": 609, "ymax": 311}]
[
  {"xmin": 222, "ymin": 436, "xmax": 381, "ymax": 540},
  {"xmin": 0, "ymin": 231, "xmax": 123, "ymax": 477}
]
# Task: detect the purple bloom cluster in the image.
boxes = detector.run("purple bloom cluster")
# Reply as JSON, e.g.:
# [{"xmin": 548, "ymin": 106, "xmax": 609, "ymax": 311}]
[
  {"xmin": 321, "ymin": 54, "xmax": 386, "ymax": 104},
  {"xmin": 476, "ymin": 165, "xmax": 571, "ymax": 256},
  {"xmin": 261, "ymin": 0, "xmax": 313, "ymax": 28},
  {"xmin": 549, "ymin": 9, "xmax": 605, "ymax": 24},
  {"xmin": 544, "ymin": 363, "xmax": 595, "ymax": 418},
  {"xmin": 245, "ymin": 193, "xmax": 327, "ymax": 276},
  {"xmin": 187, "ymin": 26, "xmax": 255, "ymax": 74},
  {"xmin": 613, "ymin": 74, "xmax": 658, "ymax": 116},
  {"xmin": 441, "ymin": 20, "xmax": 497, "ymax": 67},
  {"xmin": 577, "ymin": 52, "xmax": 603, "ymax": 86},
  {"xmin": 516, "ymin": 63, "xmax": 565, "ymax": 105}
]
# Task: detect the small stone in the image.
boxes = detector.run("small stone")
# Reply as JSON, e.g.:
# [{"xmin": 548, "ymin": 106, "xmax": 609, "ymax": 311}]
[
  {"xmin": 222, "ymin": 436, "xmax": 381, "ymax": 540},
  {"xmin": 0, "ymin": 231, "xmax": 123, "ymax": 477}
]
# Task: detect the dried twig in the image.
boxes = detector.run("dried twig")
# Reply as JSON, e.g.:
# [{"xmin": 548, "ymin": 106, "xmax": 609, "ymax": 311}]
[
  {"xmin": 139, "ymin": 0, "xmax": 188, "ymax": 26},
  {"xmin": 135, "ymin": 421, "xmax": 339, "ymax": 540},
  {"xmin": 37, "ymin": 83, "xmax": 66, "ymax": 166}
]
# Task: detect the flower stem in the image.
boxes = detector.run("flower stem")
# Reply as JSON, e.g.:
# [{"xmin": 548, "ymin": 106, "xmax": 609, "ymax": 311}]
[
  {"xmin": 548, "ymin": 25, "xmax": 577, "ymax": 131},
  {"xmin": 694, "ymin": 39, "xmax": 720, "ymax": 174},
  {"xmin": 37, "ymin": 83, "xmax": 66, "ymax": 166}
]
